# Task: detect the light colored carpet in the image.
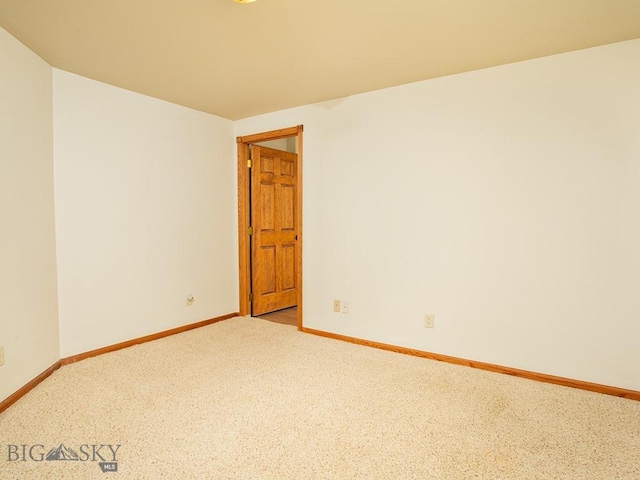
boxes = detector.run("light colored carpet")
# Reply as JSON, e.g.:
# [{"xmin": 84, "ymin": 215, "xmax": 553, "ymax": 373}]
[{"xmin": 1, "ymin": 316, "xmax": 639, "ymax": 479}]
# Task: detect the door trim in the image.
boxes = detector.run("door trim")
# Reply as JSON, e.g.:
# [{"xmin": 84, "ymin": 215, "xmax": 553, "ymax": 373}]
[{"xmin": 236, "ymin": 125, "xmax": 303, "ymax": 329}]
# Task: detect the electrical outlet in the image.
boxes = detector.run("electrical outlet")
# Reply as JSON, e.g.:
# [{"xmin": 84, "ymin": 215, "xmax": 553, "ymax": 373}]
[
  {"xmin": 0, "ymin": 346, "xmax": 4, "ymax": 367},
  {"xmin": 186, "ymin": 294, "xmax": 195, "ymax": 306},
  {"xmin": 333, "ymin": 300, "xmax": 341, "ymax": 312},
  {"xmin": 341, "ymin": 301, "xmax": 349, "ymax": 314},
  {"xmin": 424, "ymin": 314, "xmax": 435, "ymax": 328}
]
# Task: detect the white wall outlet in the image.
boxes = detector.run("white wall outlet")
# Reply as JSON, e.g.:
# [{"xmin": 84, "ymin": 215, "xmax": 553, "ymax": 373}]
[
  {"xmin": 0, "ymin": 346, "xmax": 4, "ymax": 366},
  {"xmin": 333, "ymin": 300, "xmax": 341, "ymax": 312},
  {"xmin": 424, "ymin": 314, "xmax": 435, "ymax": 328},
  {"xmin": 186, "ymin": 294, "xmax": 195, "ymax": 306},
  {"xmin": 341, "ymin": 301, "xmax": 350, "ymax": 314}
]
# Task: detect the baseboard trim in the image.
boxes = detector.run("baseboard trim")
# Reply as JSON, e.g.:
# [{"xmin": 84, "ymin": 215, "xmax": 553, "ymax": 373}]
[
  {"xmin": 61, "ymin": 312, "xmax": 238, "ymax": 366},
  {"xmin": 5, "ymin": 316, "xmax": 634, "ymax": 416},
  {"xmin": 301, "ymin": 327, "xmax": 640, "ymax": 401},
  {"xmin": 0, "ymin": 361, "xmax": 61, "ymax": 414},
  {"xmin": 0, "ymin": 313, "xmax": 238, "ymax": 414}
]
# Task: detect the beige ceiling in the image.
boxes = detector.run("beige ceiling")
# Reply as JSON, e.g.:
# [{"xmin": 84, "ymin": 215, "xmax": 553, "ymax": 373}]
[{"xmin": 1, "ymin": 0, "xmax": 640, "ymax": 120}]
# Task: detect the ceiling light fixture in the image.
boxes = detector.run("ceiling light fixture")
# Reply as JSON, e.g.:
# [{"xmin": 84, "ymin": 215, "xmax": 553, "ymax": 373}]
[{"xmin": 233, "ymin": 0, "xmax": 257, "ymax": 3}]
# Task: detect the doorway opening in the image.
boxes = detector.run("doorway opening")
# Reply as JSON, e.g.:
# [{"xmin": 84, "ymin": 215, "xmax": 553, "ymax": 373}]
[{"xmin": 236, "ymin": 125, "xmax": 303, "ymax": 330}]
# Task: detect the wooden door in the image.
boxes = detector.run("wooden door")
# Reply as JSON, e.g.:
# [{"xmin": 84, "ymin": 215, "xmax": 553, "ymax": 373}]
[{"xmin": 251, "ymin": 145, "xmax": 298, "ymax": 316}]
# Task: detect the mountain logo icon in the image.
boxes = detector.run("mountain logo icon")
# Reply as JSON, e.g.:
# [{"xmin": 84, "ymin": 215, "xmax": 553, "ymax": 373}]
[{"xmin": 45, "ymin": 444, "xmax": 80, "ymax": 461}]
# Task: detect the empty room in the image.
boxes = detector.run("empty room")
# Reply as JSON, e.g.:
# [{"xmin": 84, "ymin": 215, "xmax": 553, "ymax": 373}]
[{"xmin": 1, "ymin": 1, "xmax": 639, "ymax": 478}]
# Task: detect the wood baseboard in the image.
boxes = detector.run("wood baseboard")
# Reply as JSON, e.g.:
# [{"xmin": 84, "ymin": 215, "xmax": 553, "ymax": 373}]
[
  {"xmin": 61, "ymin": 312, "xmax": 238, "ymax": 366},
  {"xmin": 301, "ymin": 327, "xmax": 640, "ymax": 401},
  {"xmin": 0, "ymin": 312, "xmax": 238, "ymax": 414},
  {"xmin": 0, "ymin": 361, "xmax": 61, "ymax": 414}
]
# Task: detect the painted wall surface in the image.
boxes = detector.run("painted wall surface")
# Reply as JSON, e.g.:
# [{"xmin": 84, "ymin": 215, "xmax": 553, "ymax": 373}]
[
  {"xmin": 53, "ymin": 70, "xmax": 238, "ymax": 357},
  {"xmin": 0, "ymin": 28, "xmax": 60, "ymax": 402},
  {"xmin": 255, "ymin": 138, "xmax": 289, "ymax": 151},
  {"xmin": 235, "ymin": 40, "xmax": 640, "ymax": 390},
  {"xmin": 255, "ymin": 138, "xmax": 297, "ymax": 153}
]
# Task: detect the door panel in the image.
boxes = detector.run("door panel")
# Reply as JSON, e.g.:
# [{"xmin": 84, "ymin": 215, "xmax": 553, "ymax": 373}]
[
  {"xmin": 281, "ymin": 158, "xmax": 294, "ymax": 177},
  {"xmin": 261, "ymin": 182, "xmax": 276, "ymax": 231},
  {"xmin": 281, "ymin": 244, "xmax": 296, "ymax": 291},
  {"xmin": 281, "ymin": 185, "xmax": 295, "ymax": 230},
  {"xmin": 259, "ymin": 246, "xmax": 276, "ymax": 294},
  {"xmin": 261, "ymin": 156, "xmax": 275, "ymax": 174},
  {"xmin": 251, "ymin": 146, "xmax": 298, "ymax": 316}
]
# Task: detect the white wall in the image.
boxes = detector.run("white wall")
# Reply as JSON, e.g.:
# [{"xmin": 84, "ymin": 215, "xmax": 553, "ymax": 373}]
[
  {"xmin": 235, "ymin": 40, "xmax": 640, "ymax": 391},
  {"xmin": 255, "ymin": 138, "xmax": 297, "ymax": 153},
  {"xmin": 0, "ymin": 28, "xmax": 60, "ymax": 402},
  {"xmin": 53, "ymin": 70, "xmax": 238, "ymax": 357}
]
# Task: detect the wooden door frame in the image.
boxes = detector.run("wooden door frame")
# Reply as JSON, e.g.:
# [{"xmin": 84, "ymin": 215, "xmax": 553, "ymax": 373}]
[{"xmin": 236, "ymin": 125, "xmax": 304, "ymax": 330}]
